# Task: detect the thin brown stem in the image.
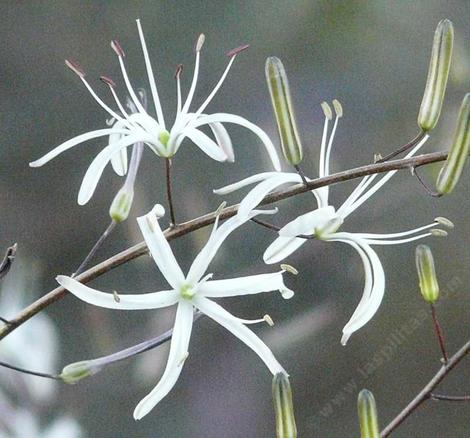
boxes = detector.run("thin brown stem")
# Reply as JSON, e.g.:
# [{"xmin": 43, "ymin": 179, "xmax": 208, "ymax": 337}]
[
  {"xmin": 0, "ymin": 360, "xmax": 60, "ymax": 380},
  {"xmin": 376, "ymin": 131, "xmax": 427, "ymax": 163},
  {"xmin": 412, "ymin": 167, "xmax": 442, "ymax": 198},
  {"xmin": 251, "ymin": 217, "xmax": 315, "ymax": 240},
  {"xmin": 166, "ymin": 158, "xmax": 176, "ymax": 226},
  {"xmin": 380, "ymin": 339, "xmax": 470, "ymax": 437},
  {"xmin": 0, "ymin": 149, "xmax": 450, "ymax": 341},
  {"xmin": 73, "ymin": 220, "xmax": 117, "ymax": 277},
  {"xmin": 430, "ymin": 394, "xmax": 470, "ymax": 401},
  {"xmin": 430, "ymin": 304, "xmax": 449, "ymax": 364}
]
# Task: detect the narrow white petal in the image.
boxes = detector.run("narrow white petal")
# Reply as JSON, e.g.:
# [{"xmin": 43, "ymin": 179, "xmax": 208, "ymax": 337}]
[
  {"xmin": 56, "ymin": 275, "xmax": 179, "ymax": 310},
  {"xmin": 263, "ymin": 235, "xmax": 308, "ymax": 264},
  {"xmin": 194, "ymin": 296, "xmax": 285, "ymax": 375},
  {"xmin": 237, "ymin": 173, "xmax": 303, "ymax": 218},
  {"xmin": 136, "ymin": 19, "xmax": 166, "ymax": 129},
  {"xmin": 354, "ymin": 222, "xmax": 436, "ymax": 240},
  {"xmin": 326, "ymin": 233, "xmax": 385, "ymax": 345},
  {"xmin": 183, "ymin": 128, "xmax": 228, "ymax": 161},
  {"xmin": 133, "ymin": 301, "xmax": 193, "ymax": 420},
  {"xmin": 117, "ymin": 56, "xmax": 147, "ymax": 115},
  {"xmin": 77, "ymin": 134, "xmax": 150, "ymax": 205},
  {"xmin": 213, "ymin": 172, "xmax": 281, "ymax": 195},
  {"xmin": 179, "ymin": 51, "xmax": 201, "ymax": 117},
  {"xmin": 318, "ymin": 116, "xmax": 329, "ymax": 178},
  {"xmin": 209, "ymin": 122, "xmax": 235, "ymax": 162},
  {"xmin": 278, "ymin": 206, "xmax": 336, "ymax": 237},
  {"xmin": 137, "ymin": 205, "xmax": 185, "ymax": 290},
  {"xmin": 361, "ymin": 233, "xmax": 432, "ymax": 246},
  {"xmin": 198, "ymin": 271, "xmax": 292, "ymax": 298},
  {"xmin": 29, "ymin": 129, "xmax": 130, "ymax": 167},
  {"xmin": 110, "ymin": 146, "xmax": 128, "ymax": 176},
  {"xmin": 191, "ymin": 113, "xmax": 281, "ymax": 171},
  {"xmin": 186, "ymin": 209, "xmax": 277, "ymax": 284}
]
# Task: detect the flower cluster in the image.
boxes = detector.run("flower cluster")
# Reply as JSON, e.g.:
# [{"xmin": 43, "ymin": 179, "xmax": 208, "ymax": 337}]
[{"xmin": 27, "ymin": 18, "xmax": 454, "ymax": 423}]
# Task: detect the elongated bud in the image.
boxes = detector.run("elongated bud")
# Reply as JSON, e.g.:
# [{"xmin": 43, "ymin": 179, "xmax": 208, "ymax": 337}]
[
  {"xmin": 109, "ymin": 187, "xmax": 134, "ymax": 223},
  {"xmin": 272, "ymin": 373, "xmax": 297, "ymax": 438},
  {"xmin": 415, "ymin": 244, "xmax": 439, "ymax": 303},
  {"xmin": 357, "ymin": 389, "xmax": 380, "ymax": 438},
  {"xmin": 418, "ymin": 19, "xmax": 454, "ymax": 131},
  {"xmin": 60, "ymin": 361, "xmax": 103, "ymax": 384},
  {"xmin": 265, "ymin": 57, "xmax": 303, "ymax": 166},
  {"xmin": 436, "ymin": 93, "xmax": 470, "ymax": 194}
]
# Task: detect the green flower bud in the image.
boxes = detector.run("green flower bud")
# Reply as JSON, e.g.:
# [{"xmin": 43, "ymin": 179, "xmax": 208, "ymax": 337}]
[
  {"xmin": 60, "ymin": 360, "xmax": 103, "ymax": 384},
  {"xmin": 436, "ymin": 93, "xmax": 470, "ymax": 194},
  {"xmin": 415, "ymin": 244, "xmax": 439, "ymax": 304},
  {"xmin": 357, "ymin": 389, "xmax": 380, "ymax": 438},
  {"xmin": 272, "ymin": 373, "xmax": 297, "ymax": 438},
  {"xmin": 109, "ymin": 187, "xmax": 134, "ymax": 223},
  {"xmin": 265, "ymin": 57, "xmax": 303, "ymax": 166},
  {"xmin": 418, "ymin": 19, "xmax": 454, "ymax": 132}
]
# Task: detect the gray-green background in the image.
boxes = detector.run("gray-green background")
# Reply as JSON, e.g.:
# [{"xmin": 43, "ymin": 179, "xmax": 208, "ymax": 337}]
[{"xmin": 0, "ymin": 1, "xmax": 469, "ymax": 436}]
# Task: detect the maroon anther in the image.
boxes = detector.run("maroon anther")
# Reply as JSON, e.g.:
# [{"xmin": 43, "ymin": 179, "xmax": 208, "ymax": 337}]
[
  {"xmin": 100, "ymin": 76, "xmax": 116, "ymax": 87},
  {"xmin": 111, "ymin": 40, "xmax": 125, "ymax": 57},
  {"xmin": 65, "ymin": 59, "xmax": 86, "ymax": 77},
  {"xmin": 174, "ymin": 64, "xmax": 184, "ymax": 79},
  {"xmin": 226, "ymin": 44, "xmax": 250, "ymax": 58}
]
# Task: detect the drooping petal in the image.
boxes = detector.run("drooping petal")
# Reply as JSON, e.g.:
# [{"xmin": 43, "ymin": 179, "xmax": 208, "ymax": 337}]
[
  {"xmin": 133, "ymin": 301, "xmax": 193, "ymax": 420},
  {"xmin": 236, "ymin": 173, "xmax": 304, "ymax": 218},
  {"xmin": 186, "ymin": 209, "xmax": 274, "ymax": 283},
  {"xmin": 56, "ymin": 275, "xmax": 179, "ymax": 310},
  {"xmin": 29, "ymin": 128, "xmax": 130, "ymax": 168},
  {"xmin": 198, "ymin": 271, "xmax": 292, "ymax": 299},
  {"xmin": 77, "ymin": 134, "xmax": 151, "ymax": 205},
  {"xmin": 209, "ymin": 122, "xmax": 235, "ymax": 162},
  {"xmin": 278, "ymin": 206, "xmax": 337, "ymax": 237},
  {"xmin": 263, "ymin": 235, "xmax": 308, "ymax": 265},
  {"xmin": 191, "ymin": 113, "xmax": 281, "ymax": 171},
  {"xmin": 136, "ymin": 205, "xmax": 185, "ymax": 290},
  {"xmin": 182, "ymin": 127, "xmax": 228, "ymax": 161},
  {"xmin": 325, "ymin": 232, "xmax": 385, "ymax": 345},
  {"xmin": 194, "ymin": 296, "xmax": 285, "ymax": 375}
]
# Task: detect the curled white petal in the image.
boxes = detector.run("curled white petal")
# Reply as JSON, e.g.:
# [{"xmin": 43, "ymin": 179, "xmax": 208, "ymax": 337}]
[
  {"xmin": 263, "ymin": 235, "xmax": 308, "ymax": 264},
  {"xmin": 194, "ymin": 296, "xmax": 285, "ymax": 375},
  {"xmin": 213, "ymin": 172, "xmax": 281, "ymax": 195},
  {"xmin": 77, "ymin": 134, "xmax": 150, "ymax": 205},
  {"xmin": 182, "ymin": 128, "xmax": 228, "ymax": 162},
  {"xmin": 198, "ymin": 271, "xmax": 292, "ymax": 298},
  {"xmin": 137, "ymin": 205, "xmax": 185, "ymax": 290},
  {"xmin": 56, "ymin": 275, "xmax": 179, "ymax": 310},
  {"xmin": 29, "ymin": 128, "xmax": 130, "ymax": 168},
  {"xmin": 208, "ymin": 122, "xmax": 234, "ymax": 162},
  {"xmin": 133, "ymin": 301, "xmax": 193, "ymax": 420},
  {"xmin": 192, "ymin": 113, "xmax": 281, "ymax": 171},
  {"xmin": 278, "ymin": 206, "xmax": 336, "ymax": 237}
]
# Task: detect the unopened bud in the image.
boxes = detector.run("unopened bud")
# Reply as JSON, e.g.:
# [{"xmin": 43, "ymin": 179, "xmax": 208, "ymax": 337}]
[
  {"xmin": 60, "ymin": 361, "xmax": 102, "ymax": 384},
  {"xmin": 418, "ymin": 19, "xmax": 454, "ymax": 131},
  {"xmin": 265, "ymin": 57, "xmax": 303, "ymax": 166},
  {"xmin": 357, "ymin": 389, "xmax": 380, "ymax": 438},
  {"xmin": 272, "ymin": 373, "xmax": 297, "ymax": 438},
  {"xmin": 436, "ymin": 93, "xmax": 470, "ymax": 194},
  {"xmin": 415, "ymin": 244, "xmax": 439, "ymax": 304},
  {"xmin": 109, "ymin": 187, "xmax": 134, "ymax": 223}
]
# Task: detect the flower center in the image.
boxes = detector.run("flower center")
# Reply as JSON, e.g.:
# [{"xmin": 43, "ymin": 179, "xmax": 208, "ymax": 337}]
[
  {"xmin": 314, "ymin": 215, "xmax": 343, "ymax": 239},
  {"xmin": 158, "ymin": 130, "xmax": 170, "ymax": 147},
  {"xmin": 180, "ymin": 284, "xmax": 196, "ymax": 300}
]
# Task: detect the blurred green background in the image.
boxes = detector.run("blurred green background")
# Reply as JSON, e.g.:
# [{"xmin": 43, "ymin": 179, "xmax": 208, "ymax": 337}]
[{"xmin": 0, "ymin": 1, "xmax": 469, "ymax": 436}]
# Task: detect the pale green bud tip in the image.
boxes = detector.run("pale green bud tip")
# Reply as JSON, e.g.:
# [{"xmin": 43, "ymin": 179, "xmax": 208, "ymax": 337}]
[
  {"xmin": 60, "ymin": 361, "xmax": 102, "ymax": 384},
  {"xmin": 357, "ymin": 389, "xmax": 380, "ymax": 438},
  {"xmin": 418, "ymin": 19, "xmax": 454, "ymax": 132},
  {"xmin": 415, "ymin": 244, "xmax": 440, "ymax": 304},
  {"xmin": 158, "ymin": 130, "xmax": 170, "ymax": 147},
  {"xmin": 265, "ymin": 57, "xmax": 303, "ymax": 166},
  {"xmin": 109, "ymin": 188, "xmax": 134, "ymax": 223},
  {"xmin": 436, "ymin": 93, "xmax": 470, "ymax": 194},
  {"xmin": 272, "ymin": 373, "xmax": 297, "ymax": 438}
]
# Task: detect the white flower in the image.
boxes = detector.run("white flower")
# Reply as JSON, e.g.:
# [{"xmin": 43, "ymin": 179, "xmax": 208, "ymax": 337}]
[
  {"xmin": 56, "ymin": 204, "xmax": 293, "ymax": 419},
  {"xmin": 29, "ymin": 19, "xmax": 281, "ymax": 205},
  {"xmin": 215, "ymin": 100, "xmax": 451, "ymax": 345}
]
